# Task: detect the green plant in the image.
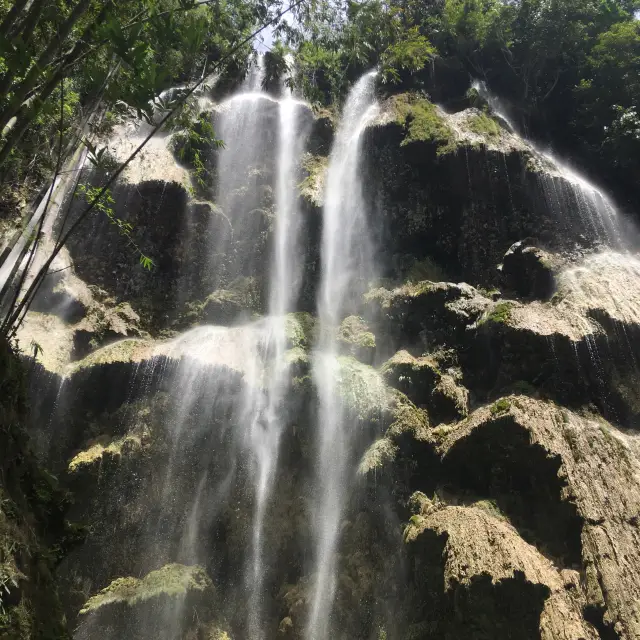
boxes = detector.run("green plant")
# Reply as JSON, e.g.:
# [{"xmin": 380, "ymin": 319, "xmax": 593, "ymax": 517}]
[
  {"xmin": 480, "ymin": 302, "xmax": 513, "ymax": 326},
  {"xmin": 171, "ymin": 113, "xmax": 223, "ymax": 192},
  {"xmin": 467, "ymin": 112, "xmax": 501, "ymax": 141},
  {"xmin": 391, "ymin": 93, "xmax": 456, "ymax": 152},
  {"xmin": 490, "ymin": 398, "xmax": 511, "ymax": 415}
]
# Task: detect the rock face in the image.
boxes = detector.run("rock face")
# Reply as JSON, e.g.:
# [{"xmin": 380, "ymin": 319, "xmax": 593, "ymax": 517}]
[
  {"xmin": 404, "ymin": 504, "xmax": 596, "ymax": 640},
  {"xmin": 10, "ymin": 74, "xmax": 640, "ymax": 640},
  {"xmin": 439, "ymin": 397, "xmax": 640, "ymax": 639}
]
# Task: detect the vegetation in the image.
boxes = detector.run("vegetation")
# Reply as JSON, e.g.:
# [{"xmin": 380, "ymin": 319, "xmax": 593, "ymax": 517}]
[
  {"xmin": 468, "ymin": 111, "xmax": 501, "ymax": 142},
  {"xmin": 280, "ymin": 0, "xmax": 640, "ymax": 204},
  {"xmin": 480, "ymin": 301, "xmax": 513, "ymax": 326},
  {"xmin": 490, "ymin": 398, "xmax": 512, "ymax": 415},
  {"xmin": 171, "ymin": 111, "xmax": 223, "ymax": 193},
  {"xmin": 391, "ymin": 93, "xmax": 455, "ymax": 151},
  {"xmin": 0, "ymin": 0, "xmax": 301, "ymax": 338},
  {"xmin": 0, "ymin": 340, "xmax": 78, "ymax": 638}
]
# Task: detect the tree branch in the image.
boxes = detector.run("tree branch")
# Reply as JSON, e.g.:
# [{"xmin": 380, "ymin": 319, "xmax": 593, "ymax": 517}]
[{"xmin": 1, "ymin": 0, "xmax": 308, "ymax": 335}]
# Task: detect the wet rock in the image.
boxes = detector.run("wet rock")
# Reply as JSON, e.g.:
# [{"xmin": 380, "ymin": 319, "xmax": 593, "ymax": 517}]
[
  {"xmin": 362, "ymin": 101, "xmax": 611, "ymax": 286},
  {"xmin": 337, "ymin": 315, "xmax": 375, "ymax": 363},
  {"xmin": 366, "ymin": 280, "xmax": 491, "ymax": 348},
  {"xmin": 201, "ymin": 277, "xmax": 262, "ymax": 325},
  {"xmin": 500, "ymin": 240, "xmax": 556, "ymax": 299},
  {"xmin": 380, "ymin": 350, "xmax": 469, "ymax": 424},
  {"xmin": 404, "ymin": 505, "xmax": 597, "ymax": 640},
  {"xmin": 466, "ymin": 251, "xmax": 640, "ymax": 425},
  {"xmin": 430, "ymin": 373, "xmax": 469, "ymax": 423}
]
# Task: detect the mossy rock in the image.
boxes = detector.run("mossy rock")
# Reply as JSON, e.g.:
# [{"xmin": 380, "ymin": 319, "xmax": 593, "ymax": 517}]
[
  {"xmin": 337, "ymin": 315, "xmax": 376, "ymax": 363},
  {"xmin": 77, "ymin": 564, "xmax": 214, "ymax": 639},
  {"xmin": 478, "ymin": 301, "xmax": 514, "ymax": 327},
  {"xmin": 285, "ymin": 312, "xmax": 316, "ymax": 350},
  {"xmin": 467, "ymin": 111, "xmax": 502, "ymax": 142},
  {"xmin": 68, "ymin": 432, "xmax": 146, "ymax": 473},
  {"xmin": 358, "ymin": 437, "xmax": 398, "ymax": 476},
  {"xmin": 201, "ymin": 276, "xmax": 262, "ymax": 325},
  {"xmin": 336, "ymin": 356, "xmax": 388, "ymax": 422},
  {"xmin": 298, "ymin": 153, "xmax": 328, "ymax": 207},
  {"xmin": 380, "ymin": 350, "xmax": 441, "ymax": 404},
  {"xmin": 430, "ymin": 374, "xmax": 469, "ymax": 424},
  {"xmin": 389, "ymin": 93, "xmax": 456, "ymax": 153}
]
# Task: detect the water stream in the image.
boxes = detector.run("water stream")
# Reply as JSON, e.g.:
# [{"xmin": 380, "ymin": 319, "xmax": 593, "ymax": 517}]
[{"xmin": 307, "ymin": 70, "xmax": 379, "ymax": 640}]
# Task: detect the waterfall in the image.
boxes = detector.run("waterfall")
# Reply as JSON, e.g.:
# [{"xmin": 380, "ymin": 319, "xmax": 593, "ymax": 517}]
[
  {"xmin": 472, "ymin": 79, "xmax": 626, "ymax": 248},
  {"xmin": 151, "ymin": 56, "xmax": 310, "ymax": 638},
  {"xmin": 244, "ymin": 84, "xmax": 309, "ymax": 639},
  {"xmin": 307, "ymin": 70, "xmax": 379, "ymax": 640}
]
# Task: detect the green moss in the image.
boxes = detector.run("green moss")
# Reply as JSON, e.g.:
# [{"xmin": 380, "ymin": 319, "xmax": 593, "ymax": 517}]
[
  {"xmin": 391, "ymin": 93, "xmax": 456, "ymax": 153},
  {"xmin": 285, "ymin": 312, "xmax": 316, "ymax": 350},
  {"xmin": 406, "ymin": 257, "xmax": 446, "ymax": 283},
  {"xmin": 70, "ymin": 338, "xmax": 149, "ymax": 372},
  {"xmin": 490, "ymin": 398, "xmax": 512, "ymax": 416},
  {"xmin": 298, "ymin": 153, "xmax": 328, "ymax": 206},
  {"xmin": 80, "ymin": 564, "xmax": 211, "ymax": 614},
  {"xmin": 68, "ymin": 434, "xmax": 143, "ymax": 472},
  {"xmin": 479, "ymin": 302, "xmax": 513, "ymax": 326},
  {"xmin": 337, "ymin": 316, "xmax": 376, "ymax": 361},
  {"xmin": 358, "ymin": 437, "xmax": 398, "ymax": 475},
  {"xmin": 467, "ymin": 112, "xmax": 502, "ymax": 142},
  {"xmin": 337, "ymin": 356, "xmax": 388, "ymax": 421},
  {"xmin": 472, "ymin": 499, "xmax": 510, "ymax": 523},
  {"xmin": 386, "ymin": 389, "xmax": 429, "ymax": 439}
]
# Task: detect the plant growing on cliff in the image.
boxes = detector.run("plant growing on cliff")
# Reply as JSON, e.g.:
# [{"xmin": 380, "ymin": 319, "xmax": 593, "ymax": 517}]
[{"xmin": 392, "ymin": 93, "xmax": 456, "ymax": 152}]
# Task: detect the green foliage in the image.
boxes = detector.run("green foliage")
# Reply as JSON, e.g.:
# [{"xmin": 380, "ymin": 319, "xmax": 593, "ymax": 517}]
[
  {"xmin": 467, "ymin": 111, "xmax": 501, "ymax": 141},
  {"xmin": 391, "ymin": 93, "xmax": 456, "ymax": 152},
  {"xmin": 380, "ymin": 26, "xmax": 435, "ymax": 84},
  {"xmin": 263, "ymin": 41, "xmax": 292, "ymax": 92},
  {"xmin": 171, "ymin": 112, "xmax": 222, "ymax": 192},
  {"xmin": 490, "ymin": 398, "xmax": 511, "ymax": 415}
]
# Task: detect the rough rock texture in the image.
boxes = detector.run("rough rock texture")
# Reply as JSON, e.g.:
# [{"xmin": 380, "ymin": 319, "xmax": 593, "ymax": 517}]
[
  {"xmin": 404, "ymin": 504, "xmax": 596, "ymax": 640},
  {"xmin": 12, "ymin": 79, "xmax": 640, "ymax": 640},
  {"xmin": 438, "ymin": 397, "xmax": 640, "ymax": 639},
  {"xmin": 500, "ymin": 240, "xmax": 556, "ymax": 299}
]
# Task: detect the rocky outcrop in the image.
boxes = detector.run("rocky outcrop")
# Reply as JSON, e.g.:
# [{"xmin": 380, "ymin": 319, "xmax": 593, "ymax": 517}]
[
  {"xmin": 404, "ymin": 503, "xmax": 596, "ymax": 639},
  {"xmin": 435, "ymin": 396, "xmax": 640, "ymax": 639}
]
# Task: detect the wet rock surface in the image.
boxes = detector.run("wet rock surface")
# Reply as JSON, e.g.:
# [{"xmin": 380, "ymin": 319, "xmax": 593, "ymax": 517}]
[{"xmin": 13, "ymin": 82, "xmax": 640, "ymax": 640}]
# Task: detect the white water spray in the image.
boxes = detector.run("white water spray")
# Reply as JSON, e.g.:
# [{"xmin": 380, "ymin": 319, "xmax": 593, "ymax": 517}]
[
  {"xmin": 472, "ymin": 79, "xmax": 624, "ymax": 247},
  {"xmin": 307, "ymin": 70, "xmax": 379, "ymax": 640}
]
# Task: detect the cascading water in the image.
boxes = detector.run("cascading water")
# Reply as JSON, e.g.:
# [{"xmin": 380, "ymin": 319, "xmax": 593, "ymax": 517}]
[
  {"xmin": 243, "ymin": 80, "xmax": 310, "ymax": 639},
  {"xmin": 144, "ymin": 56, "xmax": 311, "ymax": 638},
  {"xmin": 472, "ymin": 79, "xmax": 626, "ymax": 248},
  {"xmin": 307, "ymin": 70, "xmax": 379, "ymax": 640}
]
